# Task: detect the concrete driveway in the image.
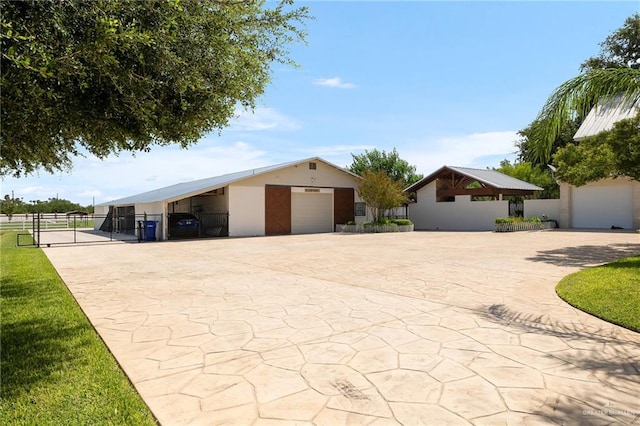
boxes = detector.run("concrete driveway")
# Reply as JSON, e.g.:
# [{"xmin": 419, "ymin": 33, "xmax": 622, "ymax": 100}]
[{"xmin": 44, "ymin": 230, "xmax": 640, "ymax": 425}]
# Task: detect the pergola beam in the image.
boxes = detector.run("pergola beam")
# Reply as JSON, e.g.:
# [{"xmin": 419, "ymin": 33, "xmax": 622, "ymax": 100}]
[{"xmin": 436, "ymin": 188, "xmax": 538, "ymax": 197}]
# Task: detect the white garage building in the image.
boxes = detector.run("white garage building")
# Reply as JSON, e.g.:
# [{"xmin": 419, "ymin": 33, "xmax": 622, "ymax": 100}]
[
  {"xmin": 94, "ymin": 157, "xmax": 364, "ymax": 240},
  {"xmin": 558, "ymin": 95, "xmax": 640, "ymax": 230}
]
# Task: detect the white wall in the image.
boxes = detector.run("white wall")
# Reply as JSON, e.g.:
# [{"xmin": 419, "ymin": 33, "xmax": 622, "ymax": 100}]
[
  {"xmin": 524, "ymin": 199, "xmax": 561, "ymax": 221},
  {"xmin": 135, "ymin": 202, "xmax": 164, "ymax": 217},
  {"xmin": 134, "ymin": 202, "xmax": 164, "ymax": 240},
  {"xmin": 189, "ymin": 189, "xmax": 228, "ymax": 214},
  {"xmin": 568, "ymin": 178, "xmax": 636, "ymax": 229},
  {"xmin": 93, "ymin": 205, "xmax": 110, "ymax": 230},
  {"xmin": 409, "ymin": 181, "xmax": 508, "ymax": 230},
  {"xmin": 228, "ymin": 185, "xmax": 265, "ymax": 237},
  {"xmin": 94, "ymin": 205, "xmax": 109, "ymax": 215}
]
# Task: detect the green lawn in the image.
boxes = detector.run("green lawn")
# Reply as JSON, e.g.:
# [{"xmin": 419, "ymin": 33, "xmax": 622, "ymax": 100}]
[
  {"xmin": 0, "ymin": 232, "xmax": 157, "ymax": 425},
  {"xmin": 556, "ymin": 255, "xmax": 640, "ymax": 333}
]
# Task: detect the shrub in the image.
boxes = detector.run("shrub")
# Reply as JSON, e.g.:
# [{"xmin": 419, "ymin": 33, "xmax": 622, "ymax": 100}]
[
  {"xmin": 495, "ymin": 216, "xmax": 543, "ymax": 224},
  {"xmin": 362, "ymin": 221, "xmax": 399, "ymax": 232},
  {"xmin": 361, "ymin": 218, "xmax": 412, "ymax": 228},
  {"xmin": 390, "ymin": 219, "xmax": 413, "ymax": 226}
]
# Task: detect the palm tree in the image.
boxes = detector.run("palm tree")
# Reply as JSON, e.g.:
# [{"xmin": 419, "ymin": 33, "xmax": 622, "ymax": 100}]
[{"xmin": 529, "ymin": 68, "xmax": 640, "ymax": 165}]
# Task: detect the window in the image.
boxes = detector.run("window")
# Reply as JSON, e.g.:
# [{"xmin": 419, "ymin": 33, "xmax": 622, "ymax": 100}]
[
  {"xmin": 436, "ymin": 195, "xmax": 455, "ymax": 202},
  {"xmin": 309, "ymin": 162, "xmax": 317, "ymax": 170},
  {"xmin": 354, "ymin": 202, "xmax": 366, "ymax": 216}
]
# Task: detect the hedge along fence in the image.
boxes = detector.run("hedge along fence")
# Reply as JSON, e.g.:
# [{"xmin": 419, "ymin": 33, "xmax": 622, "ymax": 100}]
[
  {"xmin": 336, "ymin": 219, "xmax": 414, "ymax": 233},
  {"xmin": 494, "ymin": 217, "xmax": 557, "ymax": 233}
]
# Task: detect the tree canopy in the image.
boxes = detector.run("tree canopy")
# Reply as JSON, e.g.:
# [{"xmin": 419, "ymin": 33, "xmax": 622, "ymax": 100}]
[
  {"xmin": 493, "ymin": 160, "xmax": 559, "ymax": 199},
  {"xmin": 553, "ymin": 113, "xmax": 640, "ymax": 186},
  {"xmin": 1, "ymin": 195, "xmax": 92, "ymax": 216},
  {"xmin": 1, "ymin": 0, "xmax": 310, "ymax": 177},
  {"xmin": 348, "ymin": 148, "xmax": 423, "ymax": 188},
  {"xmin": 514, "ymin": 118, "xmax": 580, "ymax": 167},
  {"xmin": 581, "ymin": 13, "xmax": 640, "ymax": 71}
]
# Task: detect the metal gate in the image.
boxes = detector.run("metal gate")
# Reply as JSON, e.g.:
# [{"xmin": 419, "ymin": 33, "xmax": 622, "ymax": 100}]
[
  {"xmin": 17, "ymin": 213, "xmax": 161, "ymax": 247},
  {"xmin": 509, "ymin": 199, "xmax": 524, "ymax": 217}
]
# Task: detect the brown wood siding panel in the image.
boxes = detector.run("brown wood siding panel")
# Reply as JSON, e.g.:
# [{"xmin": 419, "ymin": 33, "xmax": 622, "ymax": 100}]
[
  {"xmin": 265, "ymin": 185, "xmax": 291, "ymax": 235},
  {"xmin": 334, "ymin": 188, "xmax": 355, "ymax": 226}
]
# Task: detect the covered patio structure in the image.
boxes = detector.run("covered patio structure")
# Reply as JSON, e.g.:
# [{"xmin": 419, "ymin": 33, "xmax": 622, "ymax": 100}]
[{"xmin": 406, "ymin": 166, "xmax": 543, "ymax": 230}]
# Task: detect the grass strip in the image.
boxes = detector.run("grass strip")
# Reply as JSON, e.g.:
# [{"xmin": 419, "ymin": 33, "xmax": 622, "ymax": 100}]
[
  {"xmin": 556, "ymin": 255, "xmax": 640, "ymax": 333},
  {"xmin": 0, "ymin": 231, "xmax": 157, "ymax": 425}
]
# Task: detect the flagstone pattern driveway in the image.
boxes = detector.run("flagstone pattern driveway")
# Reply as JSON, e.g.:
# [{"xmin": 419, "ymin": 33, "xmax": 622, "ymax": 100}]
[{"xmin": 43, "ymin": 230, "xmax": 640, "ymax": 425}]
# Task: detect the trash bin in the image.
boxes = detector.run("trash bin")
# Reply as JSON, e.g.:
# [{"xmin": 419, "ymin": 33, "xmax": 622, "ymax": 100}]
[{"xmin": 144, "ymin": 220, "xmax": 157, "ymax": 241}]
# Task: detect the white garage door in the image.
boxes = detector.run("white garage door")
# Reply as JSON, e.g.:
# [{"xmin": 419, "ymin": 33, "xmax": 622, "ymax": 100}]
[
  {"xmin": 571, "ymin": 182, "xmax": 633, "ymax": 229},
  {"xmin": 291, "ymin": 190, "xmax": 333, "ymax": 234}
]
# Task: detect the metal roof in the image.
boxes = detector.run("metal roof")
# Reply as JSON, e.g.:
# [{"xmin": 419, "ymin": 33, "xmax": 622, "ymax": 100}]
[
  {"xmin": 574, "ymin": 94, "xmax": 639, "ymax": 140},
  {"xmin": 98, "ymin": 157, "xmax": 360, "ymax": 206},
  {"xmin": 405, "ymin": 165, "xmax": 543, "ymax": 193}
]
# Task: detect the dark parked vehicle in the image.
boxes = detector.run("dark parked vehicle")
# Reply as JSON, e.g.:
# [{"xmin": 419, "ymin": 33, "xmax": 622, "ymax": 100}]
[
  {"xmin": 168, "ymin": 213, "xmax": 200, "ymax": 238},
  {"xmin": 170, "ymin": 213, "xmax": 199, "ymax": 227}
]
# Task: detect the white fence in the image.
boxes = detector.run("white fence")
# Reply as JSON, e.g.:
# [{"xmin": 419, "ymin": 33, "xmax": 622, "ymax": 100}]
[
  {"xmin": 0, "ymin": 213, "xmax": 96, "ymax": 231},
  {"xmin": 494, "ymin": 221, "xmax": 557, "ymax": 233}
]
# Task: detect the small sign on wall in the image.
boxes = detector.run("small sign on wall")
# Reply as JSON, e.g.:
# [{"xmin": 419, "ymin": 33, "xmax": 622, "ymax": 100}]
[{"xmin": 291, "ymin": 187, "xmax": 333, "ymax": 194}]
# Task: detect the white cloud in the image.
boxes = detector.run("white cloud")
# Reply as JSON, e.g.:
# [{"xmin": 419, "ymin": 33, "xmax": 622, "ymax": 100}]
[
  {"xmin": 313, "ymin": 77, "xmax": 356, "ymax": 89},
  {"xmin": 403, "ymin": 131, "xmax": 519, "ymax": 174},
  {"xmin": 289, "ymin": 144, "xmax": 375, "ymax": 169},
  {"xmin": 298, "ymin": 144, "xmax": 374, "ymax": 157},
  {"xmin": 229, "ymin": 107, "xmax": 301, "ymax": 132}
]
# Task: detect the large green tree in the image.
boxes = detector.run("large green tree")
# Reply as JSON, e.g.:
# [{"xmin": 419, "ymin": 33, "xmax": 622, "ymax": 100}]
[
  {"xmin": 581, "ymin": 12, "xmax": 640, "ymax": 71},
  {"xmin": 493, "ymin": 160, "xmax": 559, "ymax": 199},
  {"xmin": 553, "ymin": 113, "xmax": 640, "ymax": 186},
  {"xmin": 514, "ymin": 118, "xmax": 580, "ymax": 167},
  {"xmin": 348, "ymin": 148, "xmax": 423, "ymax": 188},
  {"xmin": 0, "ymin": 195, "xmax": 91, "ymax": 215},
  {"xmin": 529, "ymin": 68, "xmax": 640, "ymax": 165},
  {"xmin": 1, "ymin": 0, "xmax": 310, "ymax": 177},
  {"xmin": 522, "ymin": 13, "xmax": 640, "ymax": 166}
]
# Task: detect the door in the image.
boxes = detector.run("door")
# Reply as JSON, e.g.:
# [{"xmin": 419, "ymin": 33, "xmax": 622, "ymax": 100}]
[
  {"xmin": 334, "ymin": 188, "xmax": 355, "ymax": 226},
  {"xmin": 291, "ymin": 191, "xmax": 333, "ymax": 234},
  {"xmin": 265, "ymin": 185, "xmax": 291, "ymax": 235}
]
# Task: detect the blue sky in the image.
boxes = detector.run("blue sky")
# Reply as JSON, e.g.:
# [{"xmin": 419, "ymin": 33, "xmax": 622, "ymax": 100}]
[{"xmin": 3, "ymin": 1, "xmax": 638, "ymax": 206}]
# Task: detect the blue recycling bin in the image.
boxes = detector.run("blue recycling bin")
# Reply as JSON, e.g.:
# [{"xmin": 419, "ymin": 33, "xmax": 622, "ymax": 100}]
[{"xmin": 144, "ymin": 220, "xmax": 157, "ymax": 241}]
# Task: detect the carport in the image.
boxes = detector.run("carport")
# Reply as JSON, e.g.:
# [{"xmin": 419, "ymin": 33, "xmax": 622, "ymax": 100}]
[{"xmin": 406, "ymin": 166, "xmax": 543, "ymax": 230}]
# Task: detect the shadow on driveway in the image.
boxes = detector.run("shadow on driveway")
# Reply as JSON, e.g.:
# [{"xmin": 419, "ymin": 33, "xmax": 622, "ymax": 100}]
[
  {"xmin": 476, "ymin": 303, "xmax": 640, "ymax": 424},
  {"xmin": 526, "ymin": 243, "xmax": 640, "ymax": 267}
]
